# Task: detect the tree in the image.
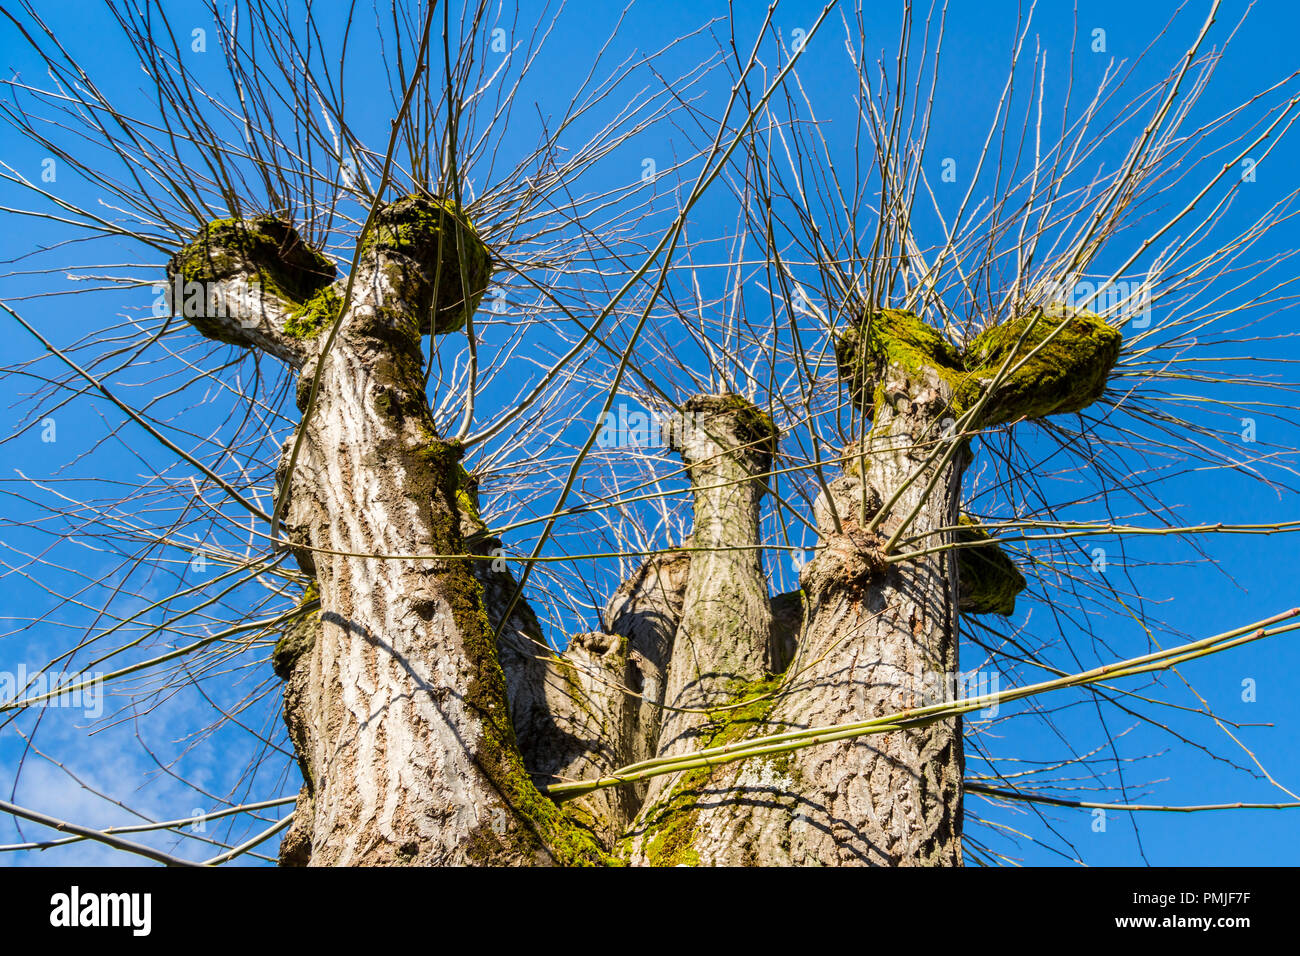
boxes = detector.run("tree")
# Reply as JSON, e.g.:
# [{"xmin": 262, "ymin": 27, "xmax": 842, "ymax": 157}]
[{"xmin": 2, "ymin": 0, "xmax": 1298, "ymax": 867}]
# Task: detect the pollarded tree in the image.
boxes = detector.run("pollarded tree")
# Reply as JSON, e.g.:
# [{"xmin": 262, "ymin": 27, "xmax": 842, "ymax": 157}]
[{"xmin": 2, "ymin": 0, "xmax": 1298, "ymax": 868}]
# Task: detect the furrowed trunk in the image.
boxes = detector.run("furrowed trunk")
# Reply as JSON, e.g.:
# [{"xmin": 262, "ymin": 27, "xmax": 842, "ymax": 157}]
[
  {"xmin": 174, "ymin": 205, "xmax": 603, "ymax": 866},
  {"xmin": 652, "ymin": 396, "xmax": 777, "ymax": 755},
  {"xmin": 276, "ymin": 255, "xmax": 585, "ymax": 865},
  {"xmin": 632, "ymin": 363, "xmax": 965, "ymax": 866},
  {"xmin": 627, "ymin": 394, "xmax": 778, "ymax": 861}
]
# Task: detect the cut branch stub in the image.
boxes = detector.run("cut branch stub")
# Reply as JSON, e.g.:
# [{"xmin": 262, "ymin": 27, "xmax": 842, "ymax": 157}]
[
  {"xmin": 954, "ymin": 515, "xmax": 1026, "ymax": 616},
  {"xmin": 633, "ymin": 393, "xmax": 778, "ymax": 816},
  {"xmin": 169, "ymin": 215, "xmax": 335, "ymax": 302},
  {"xmin": 662, "ymin": 393, "xmax": 779, "ymax": 712},
  {"xmin": 638, "ymin": 371, "xmax": 964, "ymax": 866},
  {"xmin": 834, "ymin": 306, "xmax": 1122, "ymax": 427},
  {"xmin": 670, "ymin": 393, "xmax": 779, "ymax": 472},
  {"xmin": 464, "ymin": 485, "xmax": 641, "ymax": 844},
  {"xmin": 167, "ymin": 216, "xmax": 335, "ymax": 362},
  {"xmin": 359, "ymin": 194, "xmax": 492, "ymax": 335},
  {"xmin": 604, "ymin": 551, "xmax": 692, "ymax": 793}
]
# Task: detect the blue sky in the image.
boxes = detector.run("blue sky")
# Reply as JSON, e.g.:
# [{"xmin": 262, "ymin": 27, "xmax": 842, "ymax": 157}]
[{"xmin": 1, "ymin": 0, "xmax": 1298, "ymax": 866}]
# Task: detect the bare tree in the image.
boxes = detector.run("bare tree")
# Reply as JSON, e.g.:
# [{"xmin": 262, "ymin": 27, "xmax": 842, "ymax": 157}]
[{"xmin": 2, "ymin": 0, "xmax": 1298, "ymax": 867}]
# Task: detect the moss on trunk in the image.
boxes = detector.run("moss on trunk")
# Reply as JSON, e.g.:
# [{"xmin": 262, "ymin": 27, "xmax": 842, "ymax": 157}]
[
  {"xmin": 169, "ymin": 215, "xmax": 335, "ymax": 305},
  {"xmin": 360, "ymin": 194, "xmax": 492, "ymax": 335},
  {"xmin": 835, "ymin": 306, "xmax": 1122, "ymax": 427},
  {"xmin": 955, "ymin": 514, "xmax": 1026, "ymax": 616}
]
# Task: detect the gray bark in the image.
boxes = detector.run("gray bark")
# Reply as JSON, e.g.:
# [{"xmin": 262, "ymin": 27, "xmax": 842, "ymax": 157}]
[
  {"xmin": 473, "ymin": 523, "xmax": 640, "ymax": 843},
  {"xmin": 468, "ymin": 492, "xmax": 691, "ymax": 840},
  {"xmin": 174, "ymin": 205, "xmax": 604, "ymax": 866},
  {"xmin": 604, "ymin": 552, "xmax": 692, "ymax": 798},
  {"xmin": 630, "ymin": 364, "xmax": 965, "ymax": 866},
  {"xmin": 175, "ymin": 214, "xmax": 973, "ymax": 867},
  {"xmin": 653, "ymin": 396, "xmax": 777, "ymax": 759},
  {"xmin": 627, "ymin": 394, "xmax": 780, "ymax": 859}
]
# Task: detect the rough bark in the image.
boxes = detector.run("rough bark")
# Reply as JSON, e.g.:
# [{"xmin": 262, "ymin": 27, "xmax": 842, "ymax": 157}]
[
  {"xmin": 273, "ymin": 592, "xmax": 322, "ymax": 867},
  {"xmin": 603, "ymin": 552, "xmax": 692, "ymax": 797},
  {"xmin": 653, "ymin": 395, "xmax": 777, "ymax": 752},
  {"xmin": 174, "ymin": 202, "xmax": 605, "ymax": 866},
  {"xmin": 481, "ymin": 546, "xmax": 693, "ymax": 842},
  {"xmin": 630, "ymin": 363, "xmax": 965, "ymax": 866},
  {"xmin": 173, "ymin": 205, "xmax": 1095, "ymax": 867},
  {"xmin": 471, "ymin": 520, "xmax": 640, "ymax": 843},
  {"xmin": 627, "ymin": 393, "xmax": 779, "ymax": 858}
]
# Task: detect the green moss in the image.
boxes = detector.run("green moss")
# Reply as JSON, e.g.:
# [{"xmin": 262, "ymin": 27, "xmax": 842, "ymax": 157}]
[
  {"xmin": 955, "ymin": 514, "xmax": 1026, "ymax": 616},
  {"xmin": 721, "ymin": 394, "xmax": 779, "ymax": 457},
  {"xmin": 336, "ymin": 304, "xmax": 604, "ymax": 863},
  {"xmin": 963, "ymin": 307, "xmax": 1122, "ymax": 425},
  {"xmin": 417, "ymin": 438, "xmax": 609, "ymax": 866},
  {"xmin": 284, "ymin": 284, "xmax": 343, "ymax": 340},
  {"xmin": 271, "ymin": 583, "xmax": 321, "ymax": 680},
  {"xmin": 360, "ymin": 194, "xmax": 492, "ymax": 335},
  {"xmin": 835, "ymin": 308, "xmax": 974, "ymax": 416},
  {"xmin": 834, "ymin": 307, "xmax": 1122, "ymax": 427},
  {"xmin": 453, "ymin": 464, "xmax": 489, "ymax": 540},
  {"xmin": 637, "ymin": 675, "xmax": 785, "ymax": 867},
  {"xmin": 169, "ymin": 215, "xmax": 334, "ymax": 306}
]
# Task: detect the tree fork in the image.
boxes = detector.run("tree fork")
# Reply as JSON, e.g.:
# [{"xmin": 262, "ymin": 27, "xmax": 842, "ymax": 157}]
[
  {"xmin": 470, "ymin": 507, "xmax": 643, "ymax": 844},
  {"xmin": 173, "ymin": 199, "xmax": 605, "ymax": 865}
]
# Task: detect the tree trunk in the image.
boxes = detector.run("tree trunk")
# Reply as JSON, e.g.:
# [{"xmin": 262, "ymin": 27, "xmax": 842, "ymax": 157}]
[
  {"xmin": 174, "ymin": 203, "xmax": 604, "ymax": 866},
  {"xmin": 630, "ymin": 365, "xmax": 965, "ymax": 865},
  {"xmin": 634, "ymin": 396, "xmax": 778, "ymax": 816},
  {"xmin": 173, "ymin": 212, "xmax": 974, "ymax": 866},
  {"xmin": 603, "ymin": 552, "xmax": 692, "ymax": 802}
]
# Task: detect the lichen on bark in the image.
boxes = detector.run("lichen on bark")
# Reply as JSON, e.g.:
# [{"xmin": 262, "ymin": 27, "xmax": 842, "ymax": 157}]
[{"xmin": 629, "ymin": 674, "xmax": 786, "ymax": 866}]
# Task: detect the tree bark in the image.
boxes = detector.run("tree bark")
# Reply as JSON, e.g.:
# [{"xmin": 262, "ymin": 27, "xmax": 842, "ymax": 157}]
[
  {"xmin": 627, "ymin": 394, "xmax": 780, "ymax": 861},
  {"xmin": 174, "ymin": 203, "xmax": 605, "ymax": 866},
  {"xmin": 651, "ymin": 396, "xmax": 777, "ymax": 758},
  {"xmin": 603, "ymin": 552, "xmax": 692, "ymax": 800},
  {"xmin": 630, "ymin": 364, "xmax": 965, "ymax": 866},
  {"xmin": 167, "ymin": 207, "xmax": 1119, "ymax": 866}
]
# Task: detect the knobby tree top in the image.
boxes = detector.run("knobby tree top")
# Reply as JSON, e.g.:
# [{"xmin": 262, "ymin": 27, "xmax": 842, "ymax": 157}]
[{"xmin": 1, "ymin": 0, "xmax": 1298, "ymax": 867}]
